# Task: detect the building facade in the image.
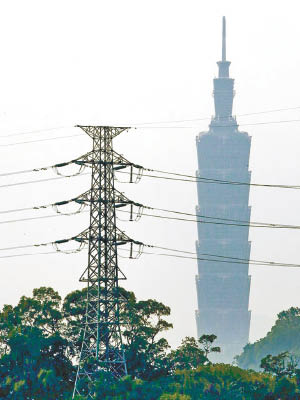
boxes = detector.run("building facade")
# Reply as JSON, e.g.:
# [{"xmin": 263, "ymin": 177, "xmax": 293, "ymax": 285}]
[{"xmin": 195, "ymin": 17, "xmax": 251, "ymax": 363}]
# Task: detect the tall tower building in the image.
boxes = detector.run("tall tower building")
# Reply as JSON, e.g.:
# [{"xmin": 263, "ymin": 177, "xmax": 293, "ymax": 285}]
[{"xmin": 195, "ymin": 17, "xmax": 251, "ymax": 363}]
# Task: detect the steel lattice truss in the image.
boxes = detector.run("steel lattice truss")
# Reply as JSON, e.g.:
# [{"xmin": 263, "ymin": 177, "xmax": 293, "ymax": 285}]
[{"xmin": 73, "ymin": 126, "xmax": 140, "ymax": 399}]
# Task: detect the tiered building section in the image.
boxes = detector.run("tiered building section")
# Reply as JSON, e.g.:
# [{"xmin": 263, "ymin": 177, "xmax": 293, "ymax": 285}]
[{"xmin": 195, "ymin": 17, "xmax": 251, "ymax": 363}]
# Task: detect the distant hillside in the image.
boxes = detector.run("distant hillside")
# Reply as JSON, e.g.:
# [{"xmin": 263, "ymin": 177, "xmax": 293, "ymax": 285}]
[{"xmin": 236, "ymin": 307, "xmax": 300, "ymax": 370}]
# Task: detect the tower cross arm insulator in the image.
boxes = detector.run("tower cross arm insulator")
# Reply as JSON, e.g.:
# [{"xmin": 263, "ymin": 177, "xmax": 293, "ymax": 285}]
[
  {"xmin": 115, "ymin": 227, "xmax": 144, "ymax": 246},
  {"xmin": 113, "ymin": 151, "xmax": 144, "ymax": 170},
  {"xmin": 72, "ymin": 150, "xmax": 95, "ymax": 165},
  {"xmin": 70, "ymin": 228, "xmax": 90, "ymax": 242},
  {"xmin": 114, "ymin": 190, "xmax": 143, "ymax": 208}
]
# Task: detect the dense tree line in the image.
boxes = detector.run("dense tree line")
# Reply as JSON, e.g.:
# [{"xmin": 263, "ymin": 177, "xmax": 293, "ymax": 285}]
[{"xmin": 0, "ymin": 287, "xmax": 300, "ymax": 399}]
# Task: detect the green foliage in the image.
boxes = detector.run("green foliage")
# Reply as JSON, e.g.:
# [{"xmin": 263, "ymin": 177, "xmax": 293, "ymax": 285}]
[
  {"xmin": 168, "ymin": 337, "xmax": 207, "ymax": 371},
  {"xmin": 0, "ymin": 287, "xmax": 74, "ymax": 399},
  {"xmin": 236, "ymin": 307, "xmax": 300, "ymax": 370},
  {"xmin": 1, "ymin": 286, "xmax": 300, "ymax": 399},
  {"xmin": 274, "ymin": 376, "xmax": 298, "ymax": 399},
  {"xmin": 198, "ymin": 334, "xmax": 221, "ymax": 358},
  {"xmin": 260, "ymin": 352, "xmax": 299, "ymax": 378},
  {"xmin": 0, "ymin": 286, "xmax": 175, "ymax": 397},
  {"xmin": 91, "ymin": 364, "xmax": 282, "ymax": 400},
  {"xmin": 160, "ymin": 394, "xmax": 191, "ymax": 400},
  {"xmin": 121, "ymin": 290, "xmax": 173, "ymax": 380}
]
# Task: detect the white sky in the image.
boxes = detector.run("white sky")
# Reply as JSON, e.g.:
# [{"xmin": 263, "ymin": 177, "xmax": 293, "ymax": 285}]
[{"xmin": 1, "ymin": 0, "xmax": 300, "ymax": 349}]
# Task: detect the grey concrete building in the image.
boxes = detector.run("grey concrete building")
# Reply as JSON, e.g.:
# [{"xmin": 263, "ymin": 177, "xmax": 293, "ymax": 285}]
[{"xmin": 195, "ymin": 17, "xmax": 251, "ymax": 363}]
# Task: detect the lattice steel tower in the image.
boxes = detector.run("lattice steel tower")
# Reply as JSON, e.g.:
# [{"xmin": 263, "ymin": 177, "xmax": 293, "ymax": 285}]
[{"xmin": 73, "ymin": 126, "xmax": 142, "ymax": 398}]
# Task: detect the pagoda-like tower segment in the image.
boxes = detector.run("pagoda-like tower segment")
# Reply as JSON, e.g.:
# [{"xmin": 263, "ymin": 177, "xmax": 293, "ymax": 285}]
[{"xmin": 195, "ymin": 17, "xmax": 251, "ymax": 362}]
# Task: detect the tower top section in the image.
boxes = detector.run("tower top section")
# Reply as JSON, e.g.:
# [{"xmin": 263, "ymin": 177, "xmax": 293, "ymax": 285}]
[
  {"xmin": 210, "ymin": 17, "xmax": 236, "ymax": 127},
  {"xmin": 217, "ymin": 16, "xmax": 231, "ymax": 78}
]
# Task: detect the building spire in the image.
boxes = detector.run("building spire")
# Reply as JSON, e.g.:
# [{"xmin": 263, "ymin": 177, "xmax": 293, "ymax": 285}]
[
  {"xmin": 217, "ymin": 16, "xmax": 230, "ymax": 78},
  {"xmin": 222, "ymin": 16, "xmax": 226, "ymax": 61},
  {"xmin": 214, "ymin": 16, "xmax": 234, "ymax": 120}
]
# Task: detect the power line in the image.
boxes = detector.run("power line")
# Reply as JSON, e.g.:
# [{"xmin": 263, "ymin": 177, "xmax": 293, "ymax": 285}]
[
  {"xmin": 152, "ymin": 169, "xmax": 300, "ymax": 189},
  {"xmin": 1, "ymin": 233, "xmax": 300, "ymax": 268},
  {"xmin": 0, "ymin": 160, "xmax": 78, "ymax": 178},
  {"xmin": 134, "ymin": 118, "xmax": 300, "ymax": 129},
  {"xmin": 1, "ymin": 161, "xmax": 300, "ymax": 191},
  {"xmin": 3, "ymin": 113, "xmax": 300, "ymax": 146},
  {"xmin": 0, "ymin": 198, "xmax": 82, "ymax": 215},
  {"xmin": 0, "ymin": 151, "xmax": 89, "ymax": 178},
  {"xmin": 1, "ymin": 242, "xmax": 299, "ymax": 268},
  {"xmin": 0, "ymin": 126, "xmax": 69, "ymax": 138},
  {"xmin": 1, "ymin": 105, "xmax": 300, "ymax": 139},
  {"xmin": 2, "ymin": 245, "xmax": 300, "ymax": 269},
  {"xmin": 0, "ymin": 134, "xmax": 84, "ymax": 147},
  {"xmin": 4, "ymin": 165, "xmax": 297, "ymax": 192},
  {"xmin": 0, "ymin": 172, "xmax": 89, "ymax": 190},
  {"xmin": 0, "ymin": 249, "xmax": 85, "ymax": 259},
  {"xmin": 0, "ymin": 212, "xmax": 86, "ymax": 225},
  {"xmin": 134, "ymin": 249, "xmax": 300, "ymax": 268},
  {"xmin": 116, "ymin": 169, "xmax": 300, "ymax": 190},
  {"xmin": 1, "ymin": 196, "xmax": 300, "ymax": 231},
  {"xmin": 133, "ymin": 106, "xmax": 300, "ymax": 126},
  {"xmin": 118, "ymin": 209, "xmax": 300, "ymax": 230},
  {"xmin": 148, "ymin": 245, "xmax": 300, "ymax": 268}
]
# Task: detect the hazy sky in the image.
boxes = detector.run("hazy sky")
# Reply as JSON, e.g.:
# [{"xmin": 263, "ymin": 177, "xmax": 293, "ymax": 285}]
[{"xmin": 1, "ymin": 0, "xmax": 300, "ymax": 349}]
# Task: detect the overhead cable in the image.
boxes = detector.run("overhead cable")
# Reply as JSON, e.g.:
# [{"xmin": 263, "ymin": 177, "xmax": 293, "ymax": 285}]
[
  {"xmin": 118, "ymin": 209, "xmax": 300, "ymax": 230},
  {"xmin": 127, "ymin": 249, "xmax": 300, "ymax": 268},
  {"xmin": 146, "ymin": 245, "xmax": 300, "ymax": 268},
  {"xmin": 133, "ymin": 106, "xmax": 300, "ymax": 126},
  {"xmin": 1, "ymin": 105, "xmax": 300, "ymax": 139},
  {"xmin": 116, "ymin": 169, "xmax": 300, "ymax": 190},
  {"xmin": 0, "ymin": 152, "xmax": 89, "ymax": 178},
  {"xmin": 1, "ymin": 162, "xmax": 300, "ymax": 190},
  {"xmin": 0, "ymin": 134, "xmax": 84, "ymax": 147},
  {"xmin": 0, "ymin": 249, "xmax": 86, "ymax": 259},
  {"xmin": 2, "ymin": 245, "xmax": 300, "ymax": 268},
  {"xmin": 1, "ymin": 198, "xmax": 300, "ymax": 231},
  {"xmin": 0, "ymin": 172, "xmax": 89, "ymax": 189},
  {"xmin": 135, "ymin": 118, "xmax": 300, "ymax": 129},
  {"xmin": 3, "ymin": 113, "xmax": 300, "ymax": 146},
  {"xmin": 1, "ymin": 234, "xmax": 300, "ymax": 268},
  {"xmin": 0, "ymin": 126, "xmax": 69, "ymax": 138}
]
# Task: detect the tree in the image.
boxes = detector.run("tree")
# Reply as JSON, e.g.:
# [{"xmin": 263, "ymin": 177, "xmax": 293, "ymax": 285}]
[
  {"xmin": 198, "ymin": 334, "xmax": 221, "ymax": 359},
  {"xmin": 168, "ymin": 337, "xmax": 207, "ymax": 371},
  {"xmin": 0, "ymin": 286, "xmax": 175, "ymax": 397},
  {"xmin": 2, "ymin": 286, "xmax": 300, "ymax": 399},
  {"xmin": 236, "ymin": 307, "xmax": 300, "ymax": 370},
  {"xmin": 120, "ymin": 288, "xmax": 173, "ymax": 380},
  {"xmin": 260, "ymin": 351, "xmax": 300, "ymax": 380},
  {"xmin": 0, "ymin": 287, "xmax": 74, "ymax": 399},
  {"xmin": 62, "ymin": 287, "xmax": 88, "ymax": 360}
]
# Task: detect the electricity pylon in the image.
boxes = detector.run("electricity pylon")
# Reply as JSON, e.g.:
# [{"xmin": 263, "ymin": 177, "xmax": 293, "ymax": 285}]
[{"xmin": 73, "ymin": 126, "xmax": 143, "ymax": 399}]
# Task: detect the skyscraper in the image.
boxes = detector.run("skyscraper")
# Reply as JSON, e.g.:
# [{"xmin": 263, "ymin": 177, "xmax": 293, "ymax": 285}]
[{"xmin": 195, "ymin": 17, "xmax": 251, "ymax": 363}]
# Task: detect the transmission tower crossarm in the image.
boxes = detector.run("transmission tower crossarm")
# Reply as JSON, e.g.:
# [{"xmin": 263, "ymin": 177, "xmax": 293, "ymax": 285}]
[
  {"xmin": 74, "ymin": 149, "xmax": 144, "ymax": 171},
  {"xmin": 115, "ymin": 227, "xmax": 144, "ymax": 246},
  {"xmin": 75, "ymin": 124, "xmax": 130, "ymax": 138},
  {"xmin": 74, "ymin": 188, "xmax": 143, "ymax": 208}
]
